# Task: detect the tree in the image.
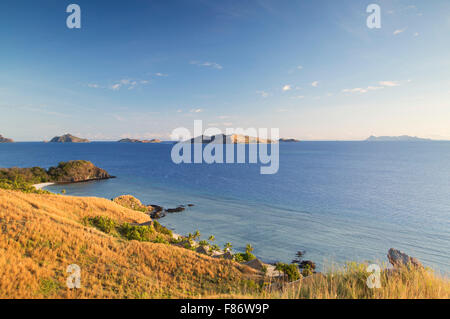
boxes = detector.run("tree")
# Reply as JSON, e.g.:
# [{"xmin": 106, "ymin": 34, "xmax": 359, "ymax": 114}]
[{"xmin": 224, "ymin": 242, "xmax": 232, "ymax": 252}]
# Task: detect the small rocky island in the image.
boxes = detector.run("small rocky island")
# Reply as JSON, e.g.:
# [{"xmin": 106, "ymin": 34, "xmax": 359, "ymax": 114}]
[
  {"xmin": 0, "ymin": 160, "xmax": 113, "ymax": 184},
  {"xmin": 0, "ymin": 134, "xmax": 14, "ymax": 143},
  {"xmin": 118, "ymin": 138, "xmax": 162, "ymax": 143},
  {"xmin": 366, "ymin": 135, "xmax": 432, "ymax": 142},
  {"xmin": 279, "ymin": 138, "xmax": 300, "ymax": 143},
  {"xmin": 50, "ymin": 134, "xmax": 90, "ymax": 143}
]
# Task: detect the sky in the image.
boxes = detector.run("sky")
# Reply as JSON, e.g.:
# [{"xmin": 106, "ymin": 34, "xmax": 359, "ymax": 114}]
[{"xmin": 0, "ymin": 0, "xmax": 449, "ymax": 141}]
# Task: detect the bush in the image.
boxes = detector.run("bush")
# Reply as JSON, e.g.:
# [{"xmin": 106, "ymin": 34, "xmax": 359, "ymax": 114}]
[
  {"xmin": 153, "ymin": 220, "xmax": 173, "ymax": 236},
  {"xmin": 87, "ymin": 216, "xmax": 118, "ymax": 234},
  {"xmin": 0, "ymin": 178, "xmax": 50, "ymax": 194},
  {"xmin": 119, "ymin": 223, "xmax": 154, "ymax": 241},
  {"xmin": 275, "ymin": 263, "xmax": 301, "ymax": 282}
]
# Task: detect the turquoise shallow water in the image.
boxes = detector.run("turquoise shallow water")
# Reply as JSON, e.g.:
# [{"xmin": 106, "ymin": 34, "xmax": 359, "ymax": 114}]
[{"xmin": 1, "ymin": 141, "xmax": 449, "ymax": 273}]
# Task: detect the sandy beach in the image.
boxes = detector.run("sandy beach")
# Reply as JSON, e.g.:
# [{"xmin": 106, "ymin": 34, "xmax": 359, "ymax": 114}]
[{"xmin": 32, "ymin": 182, "xmax": 55, "ymax": 190}]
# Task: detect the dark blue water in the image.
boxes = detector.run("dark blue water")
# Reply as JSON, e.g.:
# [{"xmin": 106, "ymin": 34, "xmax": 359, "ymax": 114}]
[{"xmin": 1, "ymin": 142, "xmax": 449, "ymax": 273}]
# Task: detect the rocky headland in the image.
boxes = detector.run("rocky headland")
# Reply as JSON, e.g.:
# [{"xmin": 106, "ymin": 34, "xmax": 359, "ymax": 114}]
[{"xmin": 0, "ymin": 134, "xmax": 14, "ymax": 143}]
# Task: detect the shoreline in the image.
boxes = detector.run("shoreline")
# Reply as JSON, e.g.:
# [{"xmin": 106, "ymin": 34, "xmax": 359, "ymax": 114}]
[{"xmin": 33, "ymin": 182, "xmax": 55, "ymax": 190}]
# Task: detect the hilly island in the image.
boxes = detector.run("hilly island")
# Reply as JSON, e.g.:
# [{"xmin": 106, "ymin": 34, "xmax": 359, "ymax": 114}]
[{"xmin": 49, "ymin": 134, "xmax": 90, "ymax": 143}]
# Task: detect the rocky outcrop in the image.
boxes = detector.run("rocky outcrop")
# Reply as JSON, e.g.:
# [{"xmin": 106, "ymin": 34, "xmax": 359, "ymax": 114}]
[
  {"xmin": 50, "ymin": 134, "xmax": 90, "ymax": 143},
  {"xmin": 244, "ymin": 258, "xmax": 266, "ymax": 271},
  {"xmin": 166, "ymin": 206, "xmax": 185, "ymax": 213},
  {"xmin": 113, "ymin": 195, "xmax": 150, "ymax": 213},
  {"xmin": 47, "ymin": 160, "xmax": 112, "ymax": 183},
  {"xmin": 118, "ymin": 138, "xmax": 161, "ymax": 143},
  {"xmin": 0, "ymin": 134, "xmax": 13, "ymax": 143},
  {"xmin": 387, "ymin": 248, "xmax": 423, "ymax": 269}
]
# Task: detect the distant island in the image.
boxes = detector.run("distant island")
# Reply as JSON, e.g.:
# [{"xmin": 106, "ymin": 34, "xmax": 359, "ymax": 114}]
[
  {"xmin": 279, "ymin": 138, "xmax": 300, "ymax": 143},
  {"xmin": 188, "ymin": 134, "xmax": 276, "ymax": 144},
  {"xmin": 366, "ymin": 135, "xmax": 432, "ymax": 142},
  {"xmin": 49, "ymin": 134, "xmax": 90, "ymax": 143},
  {"xmin": 0, "ymin": 134, "xmax": 13, "ymax": 143},
  {"xmin": 118, "ymin": 138, "xmax": 162, "ymax": 143}
]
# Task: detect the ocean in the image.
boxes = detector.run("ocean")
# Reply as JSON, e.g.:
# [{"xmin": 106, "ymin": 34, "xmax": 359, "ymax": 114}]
[{"xmin": 1, "ymin": 141, "xmax": 449, "ymax": 273}]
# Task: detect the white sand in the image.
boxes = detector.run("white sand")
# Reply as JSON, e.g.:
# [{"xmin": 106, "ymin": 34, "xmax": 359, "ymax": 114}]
[{"xmin": 32, "ymin": 182, "xmax": 55, "ymax": 190}]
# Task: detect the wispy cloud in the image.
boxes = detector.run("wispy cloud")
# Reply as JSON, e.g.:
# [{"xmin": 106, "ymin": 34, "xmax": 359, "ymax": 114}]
[
  {"xmin": 155, "ymin": 73, "xmax": 168, "ymax": 77},
  {"xmin": 393, "ymin": 28, "xmax": 406, "ymax": 35},
  {"xmin": 342, "ymin": 81, "xmax": 401, "ymax": 94},
  {"xmin": 190, "ymin": 108, "xmax": 204, "ymax": 113},
  {"xmin": 311, "ymin": 81, "xmax": 319, "ymax": 87},
  {"xmin": 379, "ymin": 81, "xmax": 400, "ymax": 87},
  {"xmin": 257, "ymin": 90, "xmax": 270, "ymax": 98},
  {"xmin": 190, "ymin": 61, "xmax": 223, "ymax": 70},
  {"xmin": 87, "ymin": 78, "xmax": 150, "ymax": 91}
]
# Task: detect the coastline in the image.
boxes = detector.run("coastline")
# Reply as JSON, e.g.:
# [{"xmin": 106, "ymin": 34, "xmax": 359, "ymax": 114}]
[{"xmin": 33, "ymin": 182, "xmax": 55, "ymax": 190}]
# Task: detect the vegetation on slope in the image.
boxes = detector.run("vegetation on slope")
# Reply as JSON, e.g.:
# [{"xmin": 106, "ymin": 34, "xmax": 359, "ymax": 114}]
[
  {"xmin": 0, "ymin": 189, "xmax": 258, "ymax": 298},
  {"xmin": 0, "ymin": 161, "xmax": 112, "ymax": 192}
]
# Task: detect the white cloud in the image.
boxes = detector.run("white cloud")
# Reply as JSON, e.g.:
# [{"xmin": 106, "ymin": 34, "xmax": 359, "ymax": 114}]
[
  {"xmin": 190, "ymin": 61, "xmax": 223, "ymax": 70},
  {"xmin": 379, "ymin": 81, "xmax": 400, "ymax": 87},
  {"xmin": 342, "ymin": 81, "xmax": 401, "ymax": 94},
  {"xmin": 393, "ymin": 29, "xmax": 406, "ymax": 35},
  {"xmin": 311, "ymin": 81, "xmax": 319, "ymax": 87},
  {"xmin": 111, "ymin": 84, "xmax": 121, "ymax": 90},
  {"xmin": 414, "ymin": 32, "xmax": 420, "ymax": 37},
  {"xmin": 155, "ymin": 73, "xmax": 168, "ymax": 77},
  {"xmin": 257, "ymin": 90, "xmax": 270, "ymax": 98},
  {"xmin": 87, "ymin": 83, "xmax": 100, "ymax": 88},
  {"xmin": 282, "ymin": 85, "xmax": 292, "ymax": 92},
  {"xmin": 297, "ymin": 65, "xmax": 303, "ymax": 70},
  {"xmin": 190, "ymin": 108, "xmax": 204, "ymax": 113}
]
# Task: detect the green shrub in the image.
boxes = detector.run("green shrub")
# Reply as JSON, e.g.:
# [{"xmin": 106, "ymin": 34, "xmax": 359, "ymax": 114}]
[
  {"xmin": 275, "ymin": 263, "xmax": 301, "ymax": 282},
  {"xmin": 119, "ymin": 223, "xmax": 154, "ymax": 241},
  {"xmin": 87, "ymin": 216, "xmax": 118, "ymax": 234},
  {"xmin": 0, "ymin": 178, "xmax": 50, "ymax": 194},
  {"xmin": 153, "ymin": 220, "xmax": 173, "ymax": 236}
]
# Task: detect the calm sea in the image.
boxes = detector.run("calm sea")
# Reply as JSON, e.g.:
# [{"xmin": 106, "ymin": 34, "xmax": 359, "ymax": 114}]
[{"xmin": 1, "ymin": 142, "xmax": 449, "ymax": 273}]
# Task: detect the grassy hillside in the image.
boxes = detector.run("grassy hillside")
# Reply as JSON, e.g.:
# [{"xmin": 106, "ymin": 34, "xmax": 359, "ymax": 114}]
[
  {"xmin": 0, "ymin": 188, "xmax": 448, "ymax": 299},
  {"xmin": 0, "ymin": 189, "xmax": 257, "ymax": 298}
]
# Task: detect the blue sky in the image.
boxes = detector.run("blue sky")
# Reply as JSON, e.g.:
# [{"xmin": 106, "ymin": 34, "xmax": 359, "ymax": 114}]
[{"xmin": 1, "ymin": 0, "xmax": 449, "ymax": 141}]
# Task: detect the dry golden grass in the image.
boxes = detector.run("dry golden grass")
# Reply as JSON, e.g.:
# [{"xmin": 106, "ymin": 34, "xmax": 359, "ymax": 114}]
[
  {"xmin": 0, "ymin": 189, "xmax": 257, "ymax": 299},
  {"xmin": 0, "ymin": 189, "xmax": 448, "ymax": 299},
  {"xmin": 256, "ymin": 263, "xmax": 449, "ymax": 299}
]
